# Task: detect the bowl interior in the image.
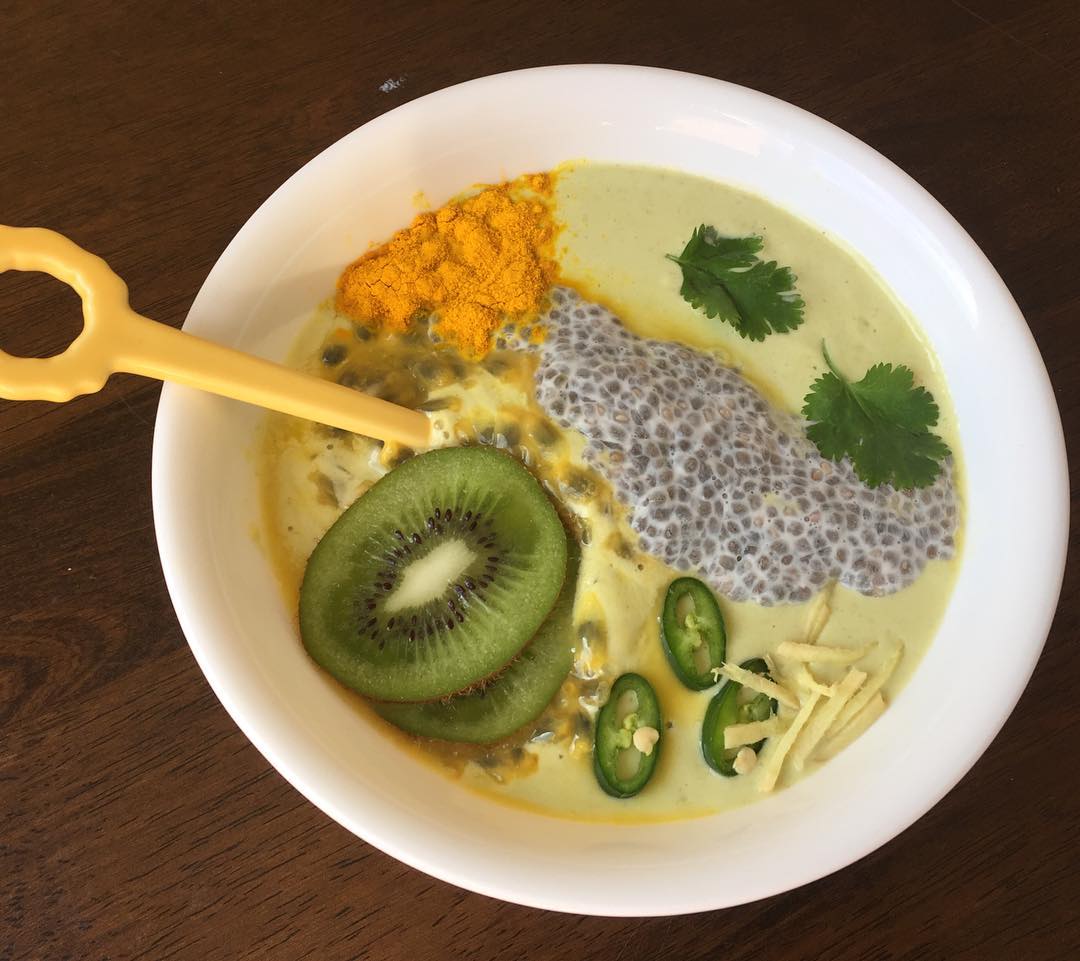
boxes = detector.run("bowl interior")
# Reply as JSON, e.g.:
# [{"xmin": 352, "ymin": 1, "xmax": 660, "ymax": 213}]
[{"xmin": 152, "ymin": 66, "xmax": 1068, "ymax": 915}]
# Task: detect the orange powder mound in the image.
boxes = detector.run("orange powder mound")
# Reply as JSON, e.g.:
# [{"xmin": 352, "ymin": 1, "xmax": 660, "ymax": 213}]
[{"xmin": 335, "ymin": 174, "xmax": 558, "ymax": 357}]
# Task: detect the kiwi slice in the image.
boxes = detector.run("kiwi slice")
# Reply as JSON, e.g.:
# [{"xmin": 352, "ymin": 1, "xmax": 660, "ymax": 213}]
[
  {"xmin": 299, "ymin": 446, "xmax": 568, "ymax": 702},
  {"xmin": 376, "ymin": 545, "xmax": 580, "ymax": 742}
]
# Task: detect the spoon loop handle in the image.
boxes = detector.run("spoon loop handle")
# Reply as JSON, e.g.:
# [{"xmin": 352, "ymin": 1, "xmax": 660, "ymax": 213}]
[
  {"xmin": 0, "ymin": 226, "xmax": 431, "ymax": 448},
  {"xmin": 0, "ymin": 226, "xmax": 125, "ymax": 401}
]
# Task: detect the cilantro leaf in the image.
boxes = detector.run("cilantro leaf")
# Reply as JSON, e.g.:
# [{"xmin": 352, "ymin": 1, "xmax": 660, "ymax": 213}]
[
  {"xmin": 802, "ymin": 343, "xmax": 951, "ymax": 490},
  {"xmin": 666, "ymin": 225, "xmax": 805, "ymax": 340}
]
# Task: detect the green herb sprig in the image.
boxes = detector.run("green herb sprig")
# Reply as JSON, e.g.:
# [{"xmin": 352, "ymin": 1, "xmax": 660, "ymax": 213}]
[
  {"xmin": 802, "ymin": 343, "xmax": 950, "ymax": 490},
  {"xmin": 666, "ymin": 226, "xmax": 805, "ymax": 340}
]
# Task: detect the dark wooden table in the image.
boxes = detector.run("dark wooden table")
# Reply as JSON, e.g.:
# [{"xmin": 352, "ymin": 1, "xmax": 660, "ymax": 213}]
[{"xmin": 3, "ymin": 1, "xmax": 1078, "ymax": 958}]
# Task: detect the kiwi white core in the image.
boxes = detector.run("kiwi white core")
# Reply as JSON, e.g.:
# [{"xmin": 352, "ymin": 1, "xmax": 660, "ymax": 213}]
[{"xmin": 383, "ymin": 540, "xmax": 476, "ymax": 614}]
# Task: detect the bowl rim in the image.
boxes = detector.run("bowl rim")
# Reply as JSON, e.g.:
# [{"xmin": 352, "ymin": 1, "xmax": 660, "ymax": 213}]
[{"xmin": 152, "ymin": 64, "xmax": 1070, "ymax": 915}]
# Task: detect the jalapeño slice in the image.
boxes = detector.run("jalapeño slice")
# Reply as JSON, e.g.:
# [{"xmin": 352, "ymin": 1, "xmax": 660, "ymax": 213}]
[
  {"xmin": 661, "ymin": 577, "xmax": 727, "ymax": 690},
  {"xmin": 702, "ymin": 657, "xmax": 777, "ymax": 777},
  {"xmin": 594, "ymin": 673, "xmax": 662, "ymax": 798}
]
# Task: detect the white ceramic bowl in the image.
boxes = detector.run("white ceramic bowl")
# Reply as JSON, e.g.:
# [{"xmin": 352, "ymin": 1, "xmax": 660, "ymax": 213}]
[{"xmin": 152, "ymin": 65, "xmax": 1068, "ymax": 915}]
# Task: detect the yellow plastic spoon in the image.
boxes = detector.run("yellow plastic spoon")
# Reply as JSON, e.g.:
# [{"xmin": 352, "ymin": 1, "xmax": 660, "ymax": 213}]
[{"xmin": 0, "ymin": 225, "xmax": 431, "ymax": 448}]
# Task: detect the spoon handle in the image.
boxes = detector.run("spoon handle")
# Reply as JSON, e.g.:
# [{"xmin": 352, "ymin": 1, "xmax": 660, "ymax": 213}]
[{"xmin": 0, "ymin": 226, "xmax": 431, "ymax": 448}]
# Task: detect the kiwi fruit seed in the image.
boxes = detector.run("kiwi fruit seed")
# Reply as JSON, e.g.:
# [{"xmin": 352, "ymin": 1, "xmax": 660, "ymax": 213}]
[
  {"xmin": 299, "ymin": 446, "xmax": 568, "ymax": 702},
  {"xmin": 376, "ymin": 544, "xmax": 580, "ymax": 742}
]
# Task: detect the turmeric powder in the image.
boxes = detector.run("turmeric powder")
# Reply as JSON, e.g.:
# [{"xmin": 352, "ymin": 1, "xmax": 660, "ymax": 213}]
[{"xmin": 336, "ymin": 174, "xmax": 558, "ymax": 358}]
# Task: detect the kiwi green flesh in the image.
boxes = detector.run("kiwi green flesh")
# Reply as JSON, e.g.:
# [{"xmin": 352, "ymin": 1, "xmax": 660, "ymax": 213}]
[
  {"xmin": 376, "ymin": 544, "xmax": 579, "ymax": 742},
  {"xmin": 299, "ymin": 446, "xmax": 568, "ymax": 702}
]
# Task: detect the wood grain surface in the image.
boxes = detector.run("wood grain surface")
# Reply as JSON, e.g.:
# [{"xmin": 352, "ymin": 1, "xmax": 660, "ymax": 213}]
[{"xmin": 2, "ymin": 1, "xmax": 1078, "ymax": 958}]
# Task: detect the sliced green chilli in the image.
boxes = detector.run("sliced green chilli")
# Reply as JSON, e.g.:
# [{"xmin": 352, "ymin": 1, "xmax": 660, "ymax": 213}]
[
  {"xmin": 701, "ymin": 657, "xmax": 777, "ymax": 777},
  {"xmin": 594, "ymin": 673, "xmax": 662, "ymax": 798},
  {"xmin": 660, "ymin": 577, "xmax": 727, "ymax": 690}
]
